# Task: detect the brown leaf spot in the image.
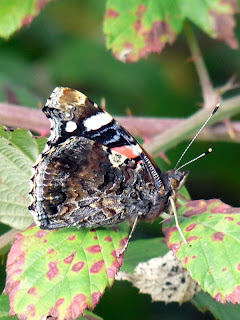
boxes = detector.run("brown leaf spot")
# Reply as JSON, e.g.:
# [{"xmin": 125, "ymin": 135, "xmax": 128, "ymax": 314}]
[
  {"xmin": 120, "ymin": 237, "xmax": 128, "ymax": 248},
  {"xmin": 48, "ymin": 248, "xmax": 55, "ymax": 254},
  {"xmin": 222, "ymin": 267, "xmax": 227, "ymax": 272},
  {"xmin": 211, "ymin": 202, "xmax": 232, "ymax": 213},
  {"xmin": 91, "ymin": 292, "xmax": 101, "ymax": 308},
  {"xmin": 68, "ymin": 235, "xmax": 76, "ymax": 241},
  {"xmin": 185, "ymin": 200, "xmax": 208, "ymax": 217},
  {"xmin": 26, "ymin": 304, "xmax": 36, "ymax": 317},
  {"xmin": 187, "ymin": 235, "xmax": 198, "ymax": 242},
  {"xmin": 49, "ymin": 298, "xmax": 65, "ymax": 318},
  {"xmin": 136, "ymin": 4, "xmax": 147, "ymax": 19},
  {"xmin": 94, "ymin": 236, "xmax": 98, "ymax": 240},
  {"xmin": 67, "ymin": 294, "xmax": 88, "ymax": 318},
  {"xmin": 64, "ymin": 252, "xmax": 76, "ymax": 264},
  {"xmin": 168, "ymin": 243, "xmax": 181, "ymax": 254},
  {"xmin": 214, "ymin": 292, "xmax": 224, "ymax": 303},
  {"xmin": 238, "ymin": 221, "xmax": 240, "ymax": 226},
  {"xmin": 210, "ymin": 7, "xmax": 238, "ymax": 49},
  {"xmin": 111, "ymin": 250, "xmax": 117, "ymax": 258},
  {"xmin": 72, "ymin": 261, "xmax": 85, "ymax": 272},
  {"xmin": 183, "ymin": 257, "xmax": 189, "ymax": 264},
  {"xmin": 185, "ymin": 223, "xmax": 197, "ymax": 232},
  {"xmin": 237, "ymin": 263, "xmax": 240, "ymax": 271},
  {"xmin": 47, "ymin": 262, "xmax": 59, "ymax": 280},
  {"xmin": 86, "ymin": 245, "xmax": 102, "ymax": 253},
  {"xmin": 209, "ymin": 215, "xmax": 213, "ymax": 218},
  {"xmin": 162, "ymin": 224, "xmax": 182, "ymax": 253},
  {"xmin": 107, "ymin": 267, "xmax": 115, "ymax": 279},
  {"xmin": 140, "ymin": 21, "xmax": 176, "ymax": 56},
  {"xmin": 134, "ymin": 21, "xmax": 143, "ymax": 32},
  {"xmin": 35, "ymin": 230, "xmax": 48, "ymax": 238},
  {"xmin": 90, "ymin": 260, "xmax": 104, "ymax": 274},
  {"xmin": 225, "ymin": 286, "xmax": 240, "ymax": 304},
  {"xmin": 22, "ymin": 15, "xmax": 34, "ymax": 26},
  {"xmin": 36, "ymin": 0, "xmax": 51, "ymax": 11},
  {"xmin": 56, "ymin": 298, "xmax": 64, "ymax": 306},
  {"xmin": 212, "ymin": 232, "xmax": 225, "ymax": 241},
  {"xmin": 224, "ymin": 216, "xmax": 234, "ymax": 221},
  {"xmin": 105, "ymin": 8, "xmax": 119, "ymax": 18},
  {"xmin": 28, "ymin": 287, "xmax": 37, "ymax": 296},
  {"xmin": 104, "ymin": 236, "xmax": 113, "ymax": 242},
  {"xmin": 107, "ymin": 261, "xmax": 120, "ymax": 279}
]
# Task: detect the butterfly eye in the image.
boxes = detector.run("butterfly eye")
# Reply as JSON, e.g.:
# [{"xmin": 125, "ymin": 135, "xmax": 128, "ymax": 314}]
[{"xmin": 170, "ymin": 178, "xmax": 179, "ymax": 190}]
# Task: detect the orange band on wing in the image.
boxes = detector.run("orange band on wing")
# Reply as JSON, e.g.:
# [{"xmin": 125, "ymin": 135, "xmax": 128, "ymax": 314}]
[{"xmin": 111, "ymin": 145, "xmax": 140, "ymax": 159}]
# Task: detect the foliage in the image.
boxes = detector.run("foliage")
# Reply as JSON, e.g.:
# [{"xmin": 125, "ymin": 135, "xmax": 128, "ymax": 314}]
[{"xmin": 0, "ymin": 0, "xmax": 240, "ymax": 320}]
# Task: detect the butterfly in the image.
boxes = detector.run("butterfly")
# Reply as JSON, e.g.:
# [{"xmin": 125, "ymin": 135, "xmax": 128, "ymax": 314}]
[{"xmin": 29, "ymin": 87, "xmax": 190, "ymax": 253}]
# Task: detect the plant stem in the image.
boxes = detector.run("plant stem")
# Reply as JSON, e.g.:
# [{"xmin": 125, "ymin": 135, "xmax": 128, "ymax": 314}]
[
  {"xmin": 143, "ymin": 95, "xmax": 240, "ymax": 154},
  {"xmin": 184, "ymin": 22, "xmax": 217, "ymax": 107}
]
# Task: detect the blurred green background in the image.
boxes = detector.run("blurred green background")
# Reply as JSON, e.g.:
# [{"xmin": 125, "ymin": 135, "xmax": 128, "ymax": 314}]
[{"xmin": 0, "ymin": 0, "xmax": 240, "ymax": 319}]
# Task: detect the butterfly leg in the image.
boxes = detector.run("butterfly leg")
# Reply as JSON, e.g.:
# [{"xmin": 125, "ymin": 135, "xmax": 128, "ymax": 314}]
[
  {"xmin": 117, "ymin": 212, "xmax": 143, "ymax": 257},
  {"xmin": 169, "ymin": 192, "xmax": 190, "ymax": 246}
]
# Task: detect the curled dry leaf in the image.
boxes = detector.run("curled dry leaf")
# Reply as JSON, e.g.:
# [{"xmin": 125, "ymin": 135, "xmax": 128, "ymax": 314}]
[{"xmin": 116, "ymin": 251, "xmax": 200, "ymax": 303}]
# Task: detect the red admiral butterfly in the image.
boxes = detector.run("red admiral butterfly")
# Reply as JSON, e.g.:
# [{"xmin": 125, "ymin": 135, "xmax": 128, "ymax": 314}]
[{"xmin": 29, "ymin": 87, "xmax": 192, "ymax": 252}]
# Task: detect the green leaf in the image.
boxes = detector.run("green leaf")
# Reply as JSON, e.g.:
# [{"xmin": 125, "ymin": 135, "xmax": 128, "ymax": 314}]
[
  {"xmin": 192, "ymin": 291, "xmax": 240, "ymax": 320},
  {"xmin": 0, "ymin": 295, "xmax": 15, "ymax": 320},
  {"xmin": 121, "ymin": 237, "xmax": 169, "ymax": 273},
  {"xmin": 0, "ymin": 295, "xmax": 103, "ymax": 320},
  {"xmin": 0, "ymin": 126, "xmax": 46, "ymax": 230},
  {"xmin": 163, "ymin": 199, "xmax": 240, "ymax": 304},
  {"xmin": 0, "ymin": 0, "xmax": 52, "ymax": 39},
  {"xmin": 104, "ymin": 0, "xmax": 238, "ymax": 62},
  {"xmin": 4, "ymin": 223, "xmax": 128, "ymax": 320}
]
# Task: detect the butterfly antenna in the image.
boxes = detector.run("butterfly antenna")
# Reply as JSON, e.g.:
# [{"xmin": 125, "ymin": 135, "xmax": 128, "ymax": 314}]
[
  {"xmin": 176, "ymin": 148, "xmax": 212, "ymax": 171},
  {"xmin": 174, "ymin": 105, "xmax": 219, "ymax": 170}
]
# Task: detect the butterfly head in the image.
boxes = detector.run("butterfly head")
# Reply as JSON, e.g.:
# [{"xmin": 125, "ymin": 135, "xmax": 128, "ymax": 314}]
[{"xmin": 166, "ymin": 169, "xmax": 189, "ymax": 193}]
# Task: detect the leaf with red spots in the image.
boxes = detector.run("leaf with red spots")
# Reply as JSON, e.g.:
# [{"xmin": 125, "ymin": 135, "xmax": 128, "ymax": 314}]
[
  {"xmin": 104, "ymin": 0, "xmax": 238, "ymax": 62},
  {"xmin": 0, "ymin": 126, "xmax": 46, "ymax": 230},
  {"xmin": 163, "ymin": 199, "xmax": 240, "ymax": 305},
  {"xmin": 0, "ymin": 0, "xmax": 52, "ymax": 39},
  {"xmin": 4, "ymin": 223, "xmax": 128, "ymax": 320}
]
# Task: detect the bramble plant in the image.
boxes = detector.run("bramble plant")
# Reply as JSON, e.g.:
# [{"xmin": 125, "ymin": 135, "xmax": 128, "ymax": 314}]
[{"xmin": 0, "ymin": 1, "xmax": 240, "ymax": 320}]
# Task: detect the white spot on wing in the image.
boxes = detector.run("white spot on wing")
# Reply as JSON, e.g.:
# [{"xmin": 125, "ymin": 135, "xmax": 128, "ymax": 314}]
[
  {"xmin": 83, "ymin": 112, "xmax": 113, "ymax": 131},
  {"xmin": 132, "ymin": 144, "xmax": 142, "ymax": 155},
  {"xmin": 65, "ymin": 121, "xmax": 77, "ymax": 132}
]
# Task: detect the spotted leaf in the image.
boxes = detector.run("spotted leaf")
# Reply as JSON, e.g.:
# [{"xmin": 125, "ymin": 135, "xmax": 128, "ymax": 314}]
[
  {"xmin": 163, "ymin": 199, "xmax": 240, "ymax": 304},
  {"xmin": 0, "ymin": 126, "xmax": 46, "ymax": 230},
  {"xmin": 0, "ymin": 0, "xmax": 52, "ymax": 39},
  {"xmin": 104, "ymin": 0, "xmax": 238, "ymax": 62},
  {"xmin": 4, "ymin": 223, "xmax": 128, "ymax": 320}
]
